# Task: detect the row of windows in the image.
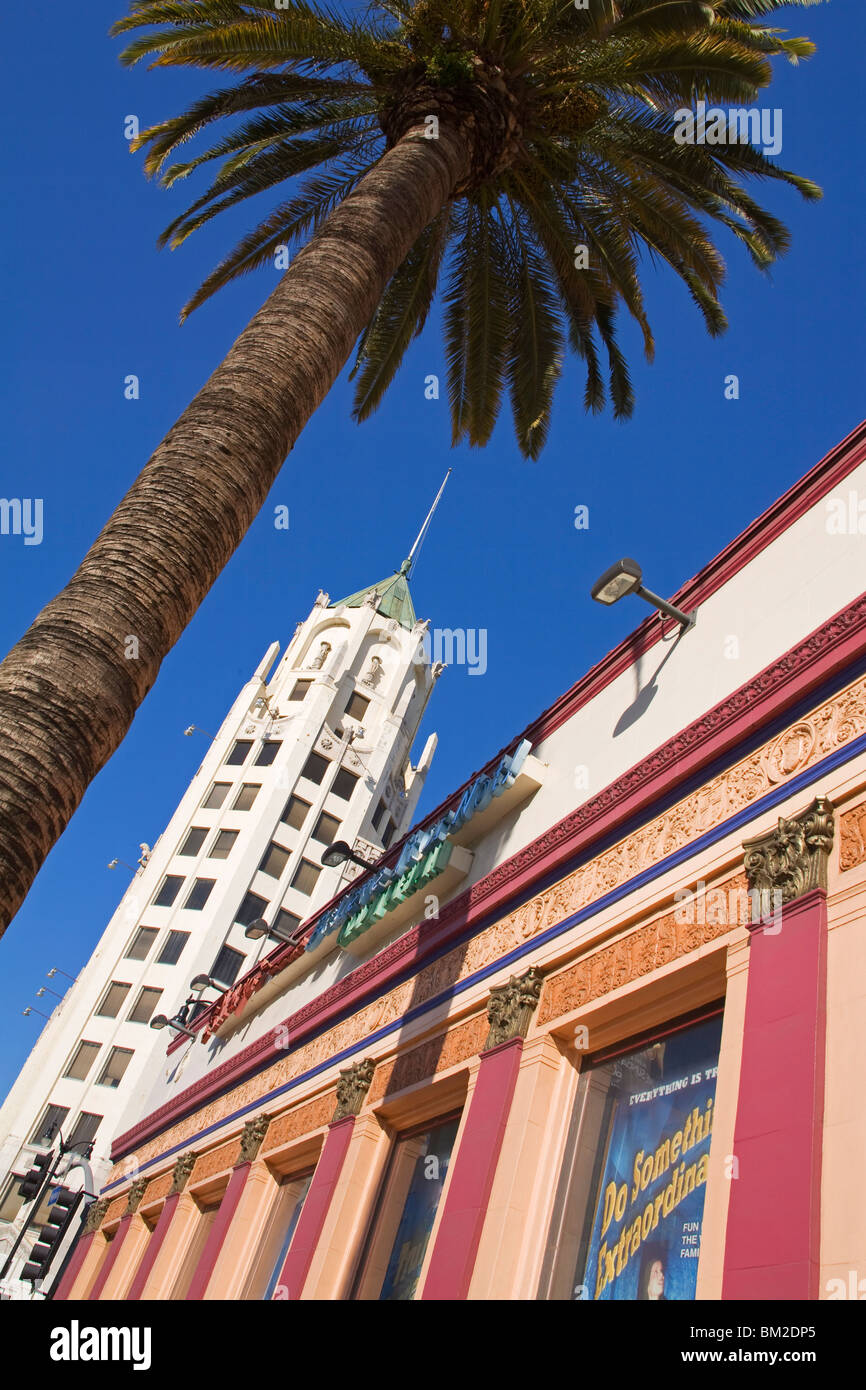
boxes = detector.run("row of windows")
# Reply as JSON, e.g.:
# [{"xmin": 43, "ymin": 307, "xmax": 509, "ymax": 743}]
[
  {"xmin": 96, "ymin": 981, "xmax": 163, "ymax": 1024},
  {"xmin": 125, "ymin": 926, "xmax": 189, "ymax": 966},
  {"xmin": 63, "ymin": 1039, "xmax": 134, "ymax": 1088},
  {"xmin": 30, "ymin": 1103, "xmax": 102, "ymax": 1152}
]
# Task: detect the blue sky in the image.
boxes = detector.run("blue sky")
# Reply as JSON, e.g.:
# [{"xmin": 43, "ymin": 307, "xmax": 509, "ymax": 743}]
[{"xmin": 0, "ymin": 2, "xmax": 862, "ymax": 1102}]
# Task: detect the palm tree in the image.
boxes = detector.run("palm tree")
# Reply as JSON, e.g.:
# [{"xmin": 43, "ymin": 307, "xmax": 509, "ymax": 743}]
[{"xmin": 0, "ymin": 0, "xmax": 823, "ymax": 932}]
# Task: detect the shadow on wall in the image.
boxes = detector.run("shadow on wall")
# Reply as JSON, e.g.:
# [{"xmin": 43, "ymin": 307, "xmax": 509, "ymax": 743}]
[{"xmin": 613, "ymin": 624, "xmax": 687, "ymax": 738}]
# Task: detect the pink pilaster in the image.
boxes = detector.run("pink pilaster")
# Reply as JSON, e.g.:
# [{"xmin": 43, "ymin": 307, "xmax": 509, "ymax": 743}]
[
  {"xmin": 87, "ymin": 1214, "xmax": 132, "ymax": 1301},
  {"xmin": 422, "ymin": 1036, "xmax": 523, "ymax": 1301},
  {"xmin": 185, "ymin": 1163, "xmax": 251, "ymax": 1301},
  {"xmin": 723, "ymin": 887, "xmax": 828, "ymax": 1299},
  {"xmin": 272, "ymin": 1115, "xmax": 355, "ymax": 1300},
  {"xmin": 126, "ymin": 1191, "xmax": 180, "ymax": 1301},
  {"xmin": 52, "ymin": 1230, "xmax": 94, "ymax": 1301}
]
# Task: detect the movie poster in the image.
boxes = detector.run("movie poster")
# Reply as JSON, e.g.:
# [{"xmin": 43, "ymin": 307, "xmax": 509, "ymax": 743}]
[{"xmin": 580, "ymin": 1013, "xmax": 723, "ymax": 1301}]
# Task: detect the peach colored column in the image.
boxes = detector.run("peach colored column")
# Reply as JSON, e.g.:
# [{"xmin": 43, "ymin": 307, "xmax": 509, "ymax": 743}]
[
  {"xmin": 101, "ymin": 1214, "xmax": 151, "ymax": 1301},
  {"xmin": 204, "ymin": 1158, "xmax": 276, "ymax": 1300},
  {"xmin": 127, "ymin": 1193, "xmax": 181, "ymax": 1301},
  {"xmin": 136, "ymin": 1192, "xmax": 201, "ymax": 1299},
  {"xmin": 723, "ymin": 887, "xmax": 828, "ymax": 1299},
  {"xmin": 87, "ymin": 1216, "xmax": 132, "ymax": 1300},
  {"xmin": 65, "ymin": 1228, "xmax": 113, "ymax": 1300},
  {"xmin": 274, "ymin": 1116, "xmax": 356, "ymax": 1301},
  {"xmin": 186, "ymin": 1161, "xmax": 251, "ymax": 1300},
  {"xmin": 468, "ymin": 1034, "xmax": 574, "ymax": 1299},
  {"xmin": 301, "ymin": 1114, "xmax": 390, "ymax": 1300},
  {"xmin": 422, "ymin": 1036, "xmax": 524, "ymax": 1301}
]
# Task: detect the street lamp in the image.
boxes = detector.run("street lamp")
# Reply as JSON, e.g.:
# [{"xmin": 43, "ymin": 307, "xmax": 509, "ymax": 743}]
[
  {"xmin": 321, "ymin": 840, "xmax": 373, "ymax": 871},
  {"xmin": 189, "ymin": 974, "xmax": 228, "ymax": 995},
  {"xmin": 149, "ymin": 1014, "xmax": 197, "ymax": 1040},
  {"xmin": 243, "ymin": 917, "xmax": 299, "ymax": 946},
  {"xmin": 590, "ymin": 558, "xmax": 696, "ymax": 631}
]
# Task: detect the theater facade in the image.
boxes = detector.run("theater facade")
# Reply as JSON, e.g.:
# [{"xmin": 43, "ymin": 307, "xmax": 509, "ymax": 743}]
[{"xmin": 58, "ymin": 422, "xmax": 866, "ymax": 1302}]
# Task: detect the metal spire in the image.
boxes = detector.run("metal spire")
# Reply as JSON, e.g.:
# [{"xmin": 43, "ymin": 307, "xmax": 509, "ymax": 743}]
[{"xmin": 401, "ymin": 469, "xmax": 452, "ymax": 577}]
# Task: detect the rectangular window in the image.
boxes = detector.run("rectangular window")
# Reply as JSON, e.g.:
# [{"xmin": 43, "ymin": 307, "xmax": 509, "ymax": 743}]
[
  {"xmin": 243, "ymin": 1172, "xmax": 314, "ymax": 1300},
  {"xmin": 259, "ymin": 842, "xmax": 290, "ymax": 879},
  {"xmin": 169, "ymin": 1200, "xmax": 220, "ymax": 1300},
  {"xmin": 208, "ymin": 829, "xmax": 238, "ymax": 859},
  {"xmin": 67, "ymin": 1112, "xmax": 102, "ymax": 1154},
  {"xmin": 281, "ymin": 795, "xmax": 311, "ymax": 831},
  {"xmin": 273, "ymin": 909, "xmax": 302, "ymax": 939},
  {"xmin": 203, "ymin": 782, "xmax": 231, "ymax": 810},
  {"xmin": 332, "ymin": 767, "xmax": 359, "ymax": 802},
  {"xmin": 255, "ymin": 741, "xmax": 281, "ymax": 767},
  {"xmin": 372, "ymin": 801, "xmax": 388, "ymax": 832},
  {"xmin": 96, "ymin": 1047, "xmax": 134, "ymax": 1089},
  {"xmin": 183, "ymin": 878, "xmax": 215, "ymax": 911},
  {"xmin": 152, "ymin": 875, "xmax": 184, "ymax": 909},
  {"xmin": 0, "ymin": 1176, "xmax": 25, "ymax": 1225},
  {"xmin": 234, "ymin": 891, "xmax": 269, "ymax": 928},
  {"xmin": 289, "ymin": 680, "xmax": 312, "ymax": 702},
  {"xmin": 538, "ymin": 1010, "xmax": 724, "ymax": 1302},
  {"xmin": 95, "ymin": 981, "xmax": 132, "ymax": 1019},
  {"xmin": 157, "ymin": 930, "xmax": 190, "ymax": 966},
  {"xmin": 381, "ymin": 818, "xmax": 397, "ymax": 849},
  {"xmin": 300, "ymin": 753, "xmax": 329, "ymax": 785},
  {"xmin": 211, "ymin": 945, "xmax": 246, "ymax": 988},
  {"xmin": 124, "ymin": 926, "xmax": 158, "ymax": 961},
  {"xmin": 345, "ymin": 692, "xmax": 370, "ymax": 723},
  {"xmin": 127, "ymin": 987, "xmax": 163, "ymax": 1025},
  {"xmin": 179, "ymin": 827, "xmax": 208, "ymax": 856},
  {"xmin": 353, "ymin": 1113, "xmax": 461, "ymax": 1300},
  {"xmin": 311, "ymin": 811, "xmax": 341, "ymax": 846},
  {"xmin": 225, "ymin": 740, "xmax": 253, "ymax": 766},
  {"xmin": 31, "ymin": 1105, "xmax": 70, "ymax": 1147},
  {"xmin": 290, "ymin": 859, "xmax": 321, "ymax": 897},
  {"xmin": 63, "ymin": 1041, "xmax": 101, "ymax": 1082},
  {"xmin": 233, "ymin": 783, "xmax": 261, "ymax": 811}
]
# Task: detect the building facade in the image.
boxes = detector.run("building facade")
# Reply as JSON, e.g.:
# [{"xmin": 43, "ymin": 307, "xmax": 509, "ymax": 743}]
[
  {"xmin": 0, "ymin": 561, "xmax": 441, "ymax": 1294},
  {"xmin": 53, "ymin": 421, "xmax": 866, "ymax": 1301}
]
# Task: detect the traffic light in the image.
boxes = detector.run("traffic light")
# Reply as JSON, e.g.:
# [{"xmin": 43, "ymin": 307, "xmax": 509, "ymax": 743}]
[
  {"xmin": 17, "ymin": 1151, "xmax": 53, "ymax": 1202},
  {"xmin": 20, "ymin": 1187, "xmax": 82, "ymax": 1284}
]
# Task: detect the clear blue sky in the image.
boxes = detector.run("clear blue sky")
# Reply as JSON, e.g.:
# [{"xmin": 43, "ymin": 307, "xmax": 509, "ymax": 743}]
[{"xmin": 0, "ymin": 2, "xmax": 862, "ymax": 1101}]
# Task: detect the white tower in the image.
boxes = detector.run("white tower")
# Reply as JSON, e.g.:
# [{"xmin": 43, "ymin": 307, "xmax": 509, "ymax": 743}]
[{"xmin": 0, "ymin": 491, "xmax": 447, "ymax": 1294}]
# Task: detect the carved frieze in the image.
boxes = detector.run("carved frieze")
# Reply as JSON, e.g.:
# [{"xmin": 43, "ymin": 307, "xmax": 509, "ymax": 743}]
[
  {"xmin": 484, "ymin": 967, "xmax": 545, "ymax": 1050},
  {"xmin": 840, "ymin": 799, "xmax": 866, "ymax": 871},
  {"xmin": 332, "ymin": 1058, "xmax": 376, "ymax": 1122},
  {"xmin": 743, "ymin": 797, "xmax": 835, "ymax": 904}
]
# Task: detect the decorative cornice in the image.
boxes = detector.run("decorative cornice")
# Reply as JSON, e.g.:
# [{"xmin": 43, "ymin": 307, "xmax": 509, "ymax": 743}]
[
  {"xmin": 170, "ymin": 1151, "xmax": 197, "ymax": 1195},
  {"xmin": 744, "ymin": 797, "xmax": 835, "ymax": 906},
  {"xmin": 237, "ymin": 1115, "xmax": 270, "ymax": 1165},
  {"xmin": 484, "ymin": 967, "xmax": 544, "ymax": 1050},
  {"xmin": 332, "ymin": 1058, "xmax": 376, "ymax": 1122},
  {"xmin": 116, "ymin": 595, "xmax": 866, "ymax": 1162},
  {"xmin": 125, "ymin": 1177, "xmax": 149, "ymax": 1215},
  {"xmin": 83, "ymin": 1197, "xmax": 110, "ymax": 1235}
]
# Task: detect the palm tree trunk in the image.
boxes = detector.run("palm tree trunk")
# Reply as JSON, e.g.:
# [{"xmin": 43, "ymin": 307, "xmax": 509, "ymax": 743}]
[{"xmin": 0, "ymin": 122, "xmax": 472, "ymax": 932}]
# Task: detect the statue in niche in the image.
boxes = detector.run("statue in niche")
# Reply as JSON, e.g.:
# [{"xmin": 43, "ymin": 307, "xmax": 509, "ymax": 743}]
[
  {"xmin": 310, "ymin": 640, "xmax": 331, "ymax": 670},
  {"xmin": 362, "ymin": 655, "xmax": 383, "ymax": 688}
]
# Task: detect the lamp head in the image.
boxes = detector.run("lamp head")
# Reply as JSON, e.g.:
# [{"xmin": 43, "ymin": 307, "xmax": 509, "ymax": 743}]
[
  {"xmin": 244, "ymin": 918, "xmax": 270, "ymax": 941},
  {"xmin": 591, "ymin": 557, "xmax": 643, "ymax": 606},
  {"xmin": 321, "ymin": 840, "xmax": 354, "ymax": 869},
  {"xmin": 149, "ymin": 1014, "xmax": 169, "ymax": 1031}
]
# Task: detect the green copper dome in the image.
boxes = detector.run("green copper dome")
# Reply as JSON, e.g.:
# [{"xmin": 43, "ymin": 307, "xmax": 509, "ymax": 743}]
[{"xmin": 331, "ymin": 558, "xmax": 416, "ymax": 630}]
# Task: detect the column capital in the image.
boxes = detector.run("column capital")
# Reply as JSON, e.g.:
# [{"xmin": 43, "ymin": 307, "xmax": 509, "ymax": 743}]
[
  {"xmin": 237, "ymin": 1114, "xmax": 271, "ymax": 1165},
  {"xmin": 483, "ymin": 966, "xmax": 544, "ymax": 1051},
  {"xmin": 83, "ymin": 1197, "xmax": 111, "ymax": 1234},
  {"xmin": 170, "ymin": 1150, "xmax": 198, "ymax": 1194},
  {"xmin": 743, "ymin": 796, "xmax": 834, "ymax": 907},
  {"xmin": 332, "ymin": 1057, "xmax": 376, "ymax": 1121},
  {"xmin": 125, "ymin": 1177, "xmax": 149, "ymax": 1215}
]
